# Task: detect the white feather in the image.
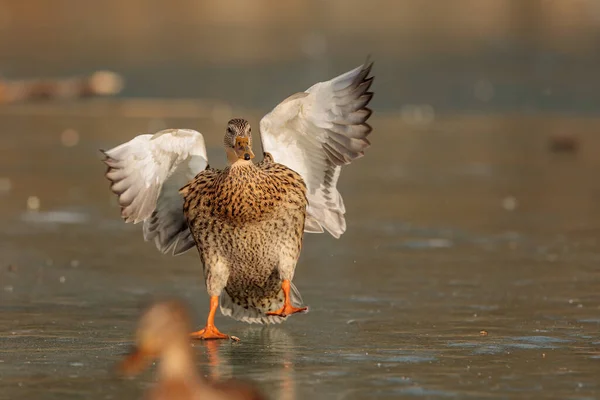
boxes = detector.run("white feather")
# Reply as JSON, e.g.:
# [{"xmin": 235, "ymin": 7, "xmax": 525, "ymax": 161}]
[
  {"xmin": 259, "ymin": 62, "xmax": 374, "ymax": 238},
  {"xmin": 102, "ymin": 128, "xmax": 208, "ymax": 255}
]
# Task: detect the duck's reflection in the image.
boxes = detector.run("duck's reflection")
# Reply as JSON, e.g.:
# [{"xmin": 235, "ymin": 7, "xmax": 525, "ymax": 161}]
[
  {"xmin": 196, "ymin": 326, "xmax": 296, "ymax": 400},
  {"xmin": 203, "ymin": 340, "xmax": 225, "ymax": 380}
]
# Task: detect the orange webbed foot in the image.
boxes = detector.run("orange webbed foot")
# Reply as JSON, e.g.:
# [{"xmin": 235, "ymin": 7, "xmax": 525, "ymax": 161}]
[
  {"xmin": 191, "ymin": 295, "xmax": 240, "ymax": 341},
  {"xmin": 266, "ymin": 279, "xmax": 309, "ymax": 318},
  {"xmin": 266, "ymin": 304, "xmax": 308, "ymax": 318},
  {"xmin": 190, "ymin": 326, "xmax": 239, "ymax": 341}
]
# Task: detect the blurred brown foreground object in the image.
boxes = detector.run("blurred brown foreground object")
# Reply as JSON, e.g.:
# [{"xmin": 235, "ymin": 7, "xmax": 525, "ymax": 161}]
[
  {"xmin": 0, "ymin": 70, "xmax": 124, "ymax": 104},
  {"xmin": 118, "ymin": 300, "xmax": 265, "ymax": 400}
]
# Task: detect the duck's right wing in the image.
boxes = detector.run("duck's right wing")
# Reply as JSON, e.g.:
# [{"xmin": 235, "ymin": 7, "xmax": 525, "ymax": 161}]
[
  {"xmin": 259, "ymin": 62, "xmax": 374, "ymax": 238},
  {"xmin": 101, "ymin": 129, "xmax": 208, "ymax": 256}
]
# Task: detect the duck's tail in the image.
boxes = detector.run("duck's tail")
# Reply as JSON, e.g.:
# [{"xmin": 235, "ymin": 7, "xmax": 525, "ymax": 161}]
[{"xmin": 219, "ymin": 281, "xmax": 305, "ymax": 325}]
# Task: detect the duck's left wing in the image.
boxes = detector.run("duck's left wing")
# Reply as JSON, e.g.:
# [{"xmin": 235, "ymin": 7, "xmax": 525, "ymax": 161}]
[
  {"xmin": 259, "ymin": 62, "xmax": 374, "ymax": 238},
  {"xmin": 101, "ymin": 129, "xmax": 208, "ymax": 255}
]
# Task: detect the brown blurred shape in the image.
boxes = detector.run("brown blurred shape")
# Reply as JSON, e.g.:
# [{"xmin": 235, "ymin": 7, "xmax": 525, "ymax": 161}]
[
  {"xmin": 118, "ymin": 300, "xmax": 265, "ymax": 400},
  {"xmin": 0, "ymin": 70, "xmax": 124, "ymax": 104},
  {"xmin": 549, "ymin": 133, "xmax": 579, "ymax": 153}
]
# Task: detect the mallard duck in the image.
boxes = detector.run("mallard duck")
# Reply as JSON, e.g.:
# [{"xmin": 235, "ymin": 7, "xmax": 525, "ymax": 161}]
[
  {"xmin": 119, "ymin": 300, "xmax": 265, "ymax": 400},
  {"xmin": 102, "ymin": 61, "xmax": 374, "ymax": 340}
]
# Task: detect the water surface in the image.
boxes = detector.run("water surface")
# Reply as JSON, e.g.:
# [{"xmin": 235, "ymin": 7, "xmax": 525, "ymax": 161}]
[{"xmin": 1, "ymin": 107, "xmax": 600, "ymax": 399}]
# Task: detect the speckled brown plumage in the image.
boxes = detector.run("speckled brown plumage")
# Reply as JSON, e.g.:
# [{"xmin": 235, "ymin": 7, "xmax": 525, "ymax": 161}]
[
  {"xmin": 101, "ymin": 63, "xmax": 375, "ymax": 339},
  {"xmin": 180, "ymin": 139, "xmax": 308, "ymax": 324}
]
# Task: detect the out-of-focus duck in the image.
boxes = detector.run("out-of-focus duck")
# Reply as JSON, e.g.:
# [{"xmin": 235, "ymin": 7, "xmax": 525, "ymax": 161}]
[
  {"xmin": 119, "ymin": 300, "xmax": 265, "ymax": 400},
  {"xmin": 102, "ymin": 61, "xmax": 374, "ymax": 339}
]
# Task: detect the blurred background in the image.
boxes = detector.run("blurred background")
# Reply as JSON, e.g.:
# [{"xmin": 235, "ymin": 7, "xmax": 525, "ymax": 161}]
[
  {"xmin": 3, "ymin": 1, "xmax": 600, "ymax": 399},
  {"xmin": 3, "ymin": 0, "xmax": 600, "ymax": 112}
]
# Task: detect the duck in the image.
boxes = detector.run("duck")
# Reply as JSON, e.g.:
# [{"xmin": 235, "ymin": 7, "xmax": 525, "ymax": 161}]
[
  {"xmin": 102, "ymin": 61, "xmax": 374, "ymax": 340},
  {"xmin": 119, "ymin": 300, "xmax": 265, "ymax": 400}
]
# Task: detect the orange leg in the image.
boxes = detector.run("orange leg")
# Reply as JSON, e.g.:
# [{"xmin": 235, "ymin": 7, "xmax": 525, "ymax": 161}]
[
  {"xmin": 190, "ymin": 296, "xmax": 236, "ymax": 341},
  {"xmin": 266, "ymin": 280, "xmax": 308, "ymax": 318}
]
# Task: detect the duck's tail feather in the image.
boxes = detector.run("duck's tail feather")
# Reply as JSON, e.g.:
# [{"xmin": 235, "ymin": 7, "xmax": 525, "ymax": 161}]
[{"xmin": 219, "ymin": 281, "xmax": 305, "ymax": 325}]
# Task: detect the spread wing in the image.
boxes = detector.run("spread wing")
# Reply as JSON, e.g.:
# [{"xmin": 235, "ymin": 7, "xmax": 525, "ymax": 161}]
[
  {"xmin": 101, "ymin": 129, "xmax": 208, "ymax": 255},
  {"xmin": 259, "ymin": 62, "xmax": 374, "ymax": 238}
]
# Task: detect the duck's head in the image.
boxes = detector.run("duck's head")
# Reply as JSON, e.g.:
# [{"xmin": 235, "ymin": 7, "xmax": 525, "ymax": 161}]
[
  {"xmin": 119, "ymin": 300, "xmax": 192, "ymax": 376},
  {"xmin": 224, "ymin": 118, "xmax": 255, "ymax": 164}
]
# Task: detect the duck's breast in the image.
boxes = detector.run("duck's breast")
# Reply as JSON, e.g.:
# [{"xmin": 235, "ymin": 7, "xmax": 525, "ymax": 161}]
[{"xmin": 184, "ymin": 164, "xmax": 307, "ymax": 277}]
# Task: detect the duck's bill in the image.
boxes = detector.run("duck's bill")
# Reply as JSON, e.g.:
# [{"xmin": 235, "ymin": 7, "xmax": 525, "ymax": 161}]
[
  {"xmin": 235, "ymin": 137, "xmax": 255, "ymax": 160},
  {"xmin": 118, "ymin": 345, "xmax": 151, "ymax": 376}
]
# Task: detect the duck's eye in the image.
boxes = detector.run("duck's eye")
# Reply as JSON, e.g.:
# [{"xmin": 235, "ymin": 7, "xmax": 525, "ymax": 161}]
[{"xmin": 227, "ymin": 127, "xmax": 233, "ymax": 134}]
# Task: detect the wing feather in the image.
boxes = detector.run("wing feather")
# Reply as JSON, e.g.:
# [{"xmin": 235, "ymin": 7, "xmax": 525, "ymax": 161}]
[
  {"xmin": 101, "ymin": 128, "xmax": 208, "ymax": 255},
  {"xmin": 259, "ymin": 61, "xmax": 374, "ymax": 238}
]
